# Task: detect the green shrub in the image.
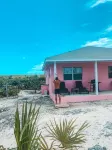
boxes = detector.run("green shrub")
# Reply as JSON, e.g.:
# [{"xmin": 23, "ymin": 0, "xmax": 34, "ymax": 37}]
[
  {"xmin": 8, "ymin": 89, "xmax": 18, "ymax": 96},
  {"xmin": 14, "ymin": 102, "xmax": 89, "ymax": 150},
  {"xmin": 14, "ymin": 102, "xmax": 41, "ymax": 150},
  {"xmin": 47, "ymin": 119, "xmax": 89, "ymax": 149}
]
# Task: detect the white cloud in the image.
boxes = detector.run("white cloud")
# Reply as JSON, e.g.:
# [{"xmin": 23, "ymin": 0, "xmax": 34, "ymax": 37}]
[
  {"xmin": 97, "ymin": 25, "xmax": 112, "ymax": 35},
  {"xmin": 105, "ymin": 25, "xmax": 112, "ymax": 33},
  {"xmin": 32, "ymin": 63, "xmax": 43, "ymax": 71},
  {"xmin": 90, "ymin": 0, "xmax": 112, "ymax": 8},
  {"xmin": 27, "ymin": 62, "xmax": 44, "ymax": 75},
  {"xmin": 83, "ymin": 37, "xmax": 112, "ymax": 47}
]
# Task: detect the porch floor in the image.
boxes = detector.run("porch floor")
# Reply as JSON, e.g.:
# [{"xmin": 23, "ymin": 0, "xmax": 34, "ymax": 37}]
[
  {"xmin": 70, "ymin": 90, "xmax": 112, "ymax": 96},
  {"xmin": 50, "ymin": 90, "xmax": 112, "ymax": 104}
]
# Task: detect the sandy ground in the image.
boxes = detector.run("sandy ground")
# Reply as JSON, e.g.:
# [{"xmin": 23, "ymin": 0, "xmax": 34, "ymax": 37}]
[{"xmin": 0, "ymin": 91, "xmax": 112, "ymax": 149}]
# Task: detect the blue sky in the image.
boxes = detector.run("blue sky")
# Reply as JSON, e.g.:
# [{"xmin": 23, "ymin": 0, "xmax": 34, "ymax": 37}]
[{"xmin": 0, "ymin": 0, "xmax": 112, "ymax": 75}]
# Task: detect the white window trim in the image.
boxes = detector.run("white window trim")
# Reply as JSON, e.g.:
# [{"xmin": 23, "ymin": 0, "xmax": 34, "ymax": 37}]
[{"xmin": 63, "ymin": 67, "xmax": 82, "ymax": 80}]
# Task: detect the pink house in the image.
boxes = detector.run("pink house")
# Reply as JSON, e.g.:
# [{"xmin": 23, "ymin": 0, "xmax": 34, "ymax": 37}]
[{"xmin": 43, "ymin": 46, "xmax": 112, "ymax": 104}]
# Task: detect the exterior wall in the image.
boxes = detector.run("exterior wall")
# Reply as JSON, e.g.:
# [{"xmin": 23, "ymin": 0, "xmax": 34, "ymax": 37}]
[
  {"xmin": 51, "ymin": 93, "xmax": 112, "ymax": 104},
  {"xmin": 41, "ymin": 85, "xmax": 49, "ymax": 95},
  {"xmin": 56, "ymin": 62, "xmax": 112, "ymax": 92},
  {"xmin": 48, "ymin": 62, "xmax": 112, "ymax": 94},
  {"xmin": 98, "ymin": 62, "xmax": 112, "ymax": 91},
  {"xmin": 56, "ymin": 62, "xmax": 94, "ymax": 91},
  {"xmin": 45, "ymin": 62, "xmax": 112, "ymax": 100}
]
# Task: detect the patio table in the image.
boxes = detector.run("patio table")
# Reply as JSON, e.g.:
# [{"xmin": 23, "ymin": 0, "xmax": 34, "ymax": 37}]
[{"xmin": 88, "ymin": 82, "xmax": 101, "ymax": 92}]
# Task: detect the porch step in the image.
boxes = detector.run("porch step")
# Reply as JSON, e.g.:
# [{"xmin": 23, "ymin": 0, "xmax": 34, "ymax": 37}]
[{"xmin": 55, "ymin": 103, "xmax": 69, "ymax": 108}]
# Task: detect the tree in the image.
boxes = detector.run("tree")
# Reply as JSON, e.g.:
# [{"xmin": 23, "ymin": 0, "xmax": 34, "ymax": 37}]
[{"xmin": 30, "ymin": 75, "xmax": 40, "ymax": 93}]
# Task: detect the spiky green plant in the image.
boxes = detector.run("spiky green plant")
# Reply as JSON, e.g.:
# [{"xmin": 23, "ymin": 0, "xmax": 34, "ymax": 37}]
[
  {"xmin": 14, "ymin": 102, "xmax": 41, "ymax": 150},
  {"xmin": 38, "ymin": 135, "xmax": 55, "ymax": 150},
  {"xmin": 0, "ymin": 145, "xmax": 6, "ymax": 150},
  {"xmin": 14, "ymin": 102, "xmax": 89, "ymax": 150},
  {"xmin": 47, "ymin": 119, "xmax": 89, "ymax": 150}
]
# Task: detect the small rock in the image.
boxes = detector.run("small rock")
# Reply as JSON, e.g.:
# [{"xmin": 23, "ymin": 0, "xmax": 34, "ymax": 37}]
[{"xmin": 88, "ymin": 145, "xmax": 107, "ymax": 150}]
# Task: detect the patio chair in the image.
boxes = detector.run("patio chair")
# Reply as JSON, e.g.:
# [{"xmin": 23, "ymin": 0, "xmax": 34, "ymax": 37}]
[
  {"xmin": 60, "ymin": 82, "xmax": 70, "ymax": 95},
  {"xmin": 71, "ymin": 81, "xmax": 89, "ymax": 94}
]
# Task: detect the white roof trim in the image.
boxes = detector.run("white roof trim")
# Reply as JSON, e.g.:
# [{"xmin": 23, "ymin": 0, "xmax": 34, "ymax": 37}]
[{"xmin": 46, "ymin": 59, "xmax": 112, "ymax": 62}]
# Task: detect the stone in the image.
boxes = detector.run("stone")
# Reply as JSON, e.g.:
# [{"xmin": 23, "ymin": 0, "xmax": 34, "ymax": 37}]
[{"xmin": 88, "ymin": 145, "xmax": 107, "ymax": 150}]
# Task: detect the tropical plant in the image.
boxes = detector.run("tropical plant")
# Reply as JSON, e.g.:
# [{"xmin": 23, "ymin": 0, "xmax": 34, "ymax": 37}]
[
  {"xmin": 0, "ymin": 75, "xmax": 45, "ymax": 97},
  {"xmin": 0, "ymin": 145, "xmax": 6, "ymax": 150},
  {"xmin": 47, "ymin": 119, "xmax": 89, "ymax": 150},
  {"xmin": 29, "ymin": 75, "xmax": 41, "ymax": 93},
  {"xmin": 14, "ymin": 102, "xmax": 41, "ymax": 150},
  {"xmin": 14, "ymin": 101, "xmax": 89, "ymax": 150}
]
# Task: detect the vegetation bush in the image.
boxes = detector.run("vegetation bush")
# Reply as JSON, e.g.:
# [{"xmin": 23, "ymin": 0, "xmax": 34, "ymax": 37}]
[
  {"xmin": 0, "ymin": 75, "xmax": 45, "ymax": 97},
  {"xmin": 14, "ymin": 102, "xmax": 89, "ymax": 150},
  {"xmin": 8, "ymin": 89, "xmax": 18, "ymax": 96},
  {"xmin": 0, "ymin": 89, "xmax": 6, "ymax": 97},
  {"xmin": 0, "ymin": 102, "xmax": 89, "ymax": 149}
]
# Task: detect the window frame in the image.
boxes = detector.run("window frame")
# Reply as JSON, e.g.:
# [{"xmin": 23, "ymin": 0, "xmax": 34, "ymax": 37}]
[
  {"xmin": 73, "ymin": 67, "xmax": 82, "ymax": 80},
  {"xmin": 63, "ymin": 67, "xmax": 73, "ymax": 80},
  {"xmin": 108, "ymin": 66, "xmax": 112, "ymax": 78},
  {"xmin": 63, "ymin": 67, "xmax": 82, "ymax": 80}
]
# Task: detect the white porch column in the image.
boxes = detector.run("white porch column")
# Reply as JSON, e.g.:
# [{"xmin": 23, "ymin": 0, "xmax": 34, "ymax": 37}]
[
  {"xmin": 94, "ymin": 61, "xmax": 98, "ymax": 95},
  {"xmin": 54, "ymin": 61, "xmax": 57, "ymax": 78},
  {"xmin": 46, "ymin": 73, "xmax": 49, "ymax": 85},
  {"xmin": 49, "ymin": 67, "xmax": 52, "ymax": 93}
]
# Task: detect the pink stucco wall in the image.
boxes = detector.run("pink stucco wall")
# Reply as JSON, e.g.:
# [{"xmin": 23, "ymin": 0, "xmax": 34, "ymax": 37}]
[
  {"xmin": 56, "ymin": 62, "xmax": 112, "ymax": 92},
  {"xmin": 51, "ymin": 93, "xmax": 112, "ymax": 104},
  {"xmin": 41, "ymin": 85, "xmax": 49, "ymax": 95},
  {"xmin": 45, "ymin": 62, "xmax": 112, "ymax": 100}
]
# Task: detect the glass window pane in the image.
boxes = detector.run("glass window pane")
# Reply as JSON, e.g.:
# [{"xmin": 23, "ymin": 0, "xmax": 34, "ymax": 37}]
[
  {"xmin": 64, "ymin": 74, "xmax": 72, "ymax": 80},
  {"xmin": 73, "ymin": 67, "xmax": 82, "ymax": 74},
  {"xmin": 109, "ymin": 73, "xmax": 112, "ymax": 78},
  {"xmin": 73, "ymin": 74, "xmax": 82, "ymax": 80},
  {"xmin": 109, "ymin": 66, "xmax": 112, "ymax": 72},
  {"xmin": 64, "ymin": 68, "xmax": 72, "ymax": 74}
]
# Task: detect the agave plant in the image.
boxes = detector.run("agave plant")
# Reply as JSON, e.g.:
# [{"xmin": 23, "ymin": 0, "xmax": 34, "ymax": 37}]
[
  {"xmin": 47, "ymin": 119, "xmax": 89, "ymax": 150},
  {"xmin": 0, "ymin": 145, "xmax": 6, "ymax": 150},
  {"xmin": 14, "ymin": 102, "xmax": 55, "ymax": 150},
  {"xmin": 14, "ymin": 102, "xmax": 41, "ymax": 150},
  {"xmin": 14, "ymin": 102, "xmax": 89, "ymax": 150}
]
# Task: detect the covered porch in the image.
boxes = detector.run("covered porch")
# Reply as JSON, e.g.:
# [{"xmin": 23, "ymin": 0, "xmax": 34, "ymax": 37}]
[{"xmin": 48, "ymin": 60, "xmax": 112, "ymax": 103}]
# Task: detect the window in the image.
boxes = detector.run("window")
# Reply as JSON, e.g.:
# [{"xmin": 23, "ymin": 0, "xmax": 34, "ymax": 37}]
[
  {"xmin": 63, "ymin": 67, "xmax": 82, "ymax": 80},
  {"xmin": 108, "ymin": 66, "xmax": 112, "ymax": 78},
  {"xmin": 73, "ymin": 67, "xmax": 82, "ymax": 80},
  {"xmin": 63, "ymin": 68, "xmax": 72, "ymax": 80}
]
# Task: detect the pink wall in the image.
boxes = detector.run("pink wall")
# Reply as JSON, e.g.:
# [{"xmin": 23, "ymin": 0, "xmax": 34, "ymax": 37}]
[
  {"xmin": 98, "ymin": 62, "xmax": 112, "ymax": 90},
  {"xmin": 47, "ymin": 62, "xmax": 112, "ymax": 95},
  {"xmin": 51, "ymin": 93, "xmax": 112, "ymax": 104},
  {"xmin": 41, "ymin": 85, "xmax": 49, "ymax": 95},
  {"xmin": 56, "ymin": 62, "xmax": 94, "ymax": 91}
]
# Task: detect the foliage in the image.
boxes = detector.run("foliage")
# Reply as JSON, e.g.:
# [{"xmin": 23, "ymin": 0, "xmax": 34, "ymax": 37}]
[
  {"xmin": 14, "ymin": 102, "xmax": 89, "ymax": 150},
  {"xmin": 8, "ymin": 87, "xmax": 18, "ymax": 96},
  {"xmin": 1, "ymin": 101, "xmax": 89, "ymax": 150},
  {"xmin": 29, "ymin": 75, "xmax": 41, "ymax": 93},
  {"xmin": 0, "ymin": 88, "xmax": 6, "ymax": 97},
  {"xmin": 0, "ymin": 75, "xmax": 45, "ymax": 97},
  {"xmin": 0, "ymin": 145, "xmax": 6, "ymax": 150},
  {"xmin": 14, "ymin": 102, "xmax": 41, "ymax": 150},
  {"xmin": 47, "ymin": 119, "xmax": 89, "ymax": 150}
]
